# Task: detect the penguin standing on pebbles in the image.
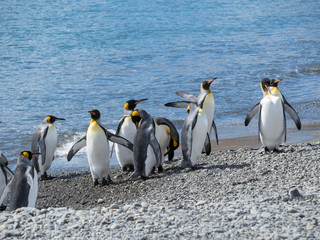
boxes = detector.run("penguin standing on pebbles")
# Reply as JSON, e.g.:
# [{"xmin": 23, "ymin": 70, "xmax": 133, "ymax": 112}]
[
  {"xmin": 165, "ymin": 78, "xmax": 218, "ymax": 154},
  {"xmin": 114, "ymin": 98, "xmax": 147, "ymax": 172},
  {"xmin": 180, "ymin": 103, "xmax": 209, "ymax": 169},
  {"xmin": 245, "ymin": 78, "xmax": 301, "ymax": 152},
  {"xmin": 31, "ymin": 115, "xmax": 65, "ymax": 180},
  {"xmin": 67, "ymin": 109, "xmax": 133, "ymax": 186},
  {"xmin": 131, "ymin": 109, "xmax": 162, "ymax": 179},
  {"xmin": 0, "ymin": 151, "xmax": 40, "ymax": 211}
]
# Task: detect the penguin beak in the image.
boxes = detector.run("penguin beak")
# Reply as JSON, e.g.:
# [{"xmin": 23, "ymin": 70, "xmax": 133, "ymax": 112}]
[
  {"xmin": 135, "ymin": 98, "xmax": 148, "ymax": 105},
  {"xmin": 208, "ymin": 77, "xmax": 217, "ymax": 85},
  {"xmin": 274, "ymin": 79, "xmax": 282, "ymax": 84},
  {"xmin": 88, "ymin": 111, "xmax": 95, "ymax": 116},
  {"xmin": 55, "ymin": 118, "xmax": 65, "ymax": 121}
]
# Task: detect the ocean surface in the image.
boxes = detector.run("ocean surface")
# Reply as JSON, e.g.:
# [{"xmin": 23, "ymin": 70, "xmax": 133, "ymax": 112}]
[{"xmin": 1, "ymin": 0, "xmax": 319, "ymax": 173}]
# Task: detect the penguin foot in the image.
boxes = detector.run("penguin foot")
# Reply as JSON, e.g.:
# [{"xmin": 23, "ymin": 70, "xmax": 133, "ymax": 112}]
[
  {"xmin": 151, "ymin": 167, "xmax": 156, "ymax": 175},
  {"xmin": 93, "ymin": 179, "xmax": 99, "ymax": 187},
  {"xmin": 100, "ymin": 178, "xmax": 108, "ymax": 187},
  {"xmin": 129, "ymin": 164, "xmax": 134, "ymax": 172},
  {"xmin": 181, "ymin": 160, "xmax": 190, "ymax": 169},
  {"xmin": 0, "ymin": 204, "xmax": 6, "ymax": 211},
  {"xmin": 40, "ymin": 172, "xmax": 53, "ymax": 180},
  {"xmin": 273, "ymin": 148, "xmax": 283, "ymax": 153},
  {"xmin": 158, "ymin": 165, "xmax": 164, "ymax": 173},
  {"xmin": 264, "ymin": 147, "xmax": 270, "ymax": 153}
]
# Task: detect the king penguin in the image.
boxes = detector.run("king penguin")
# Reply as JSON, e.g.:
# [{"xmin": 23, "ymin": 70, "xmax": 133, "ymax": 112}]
[
  {"xmin": 0, "ymin": 152, "xmax": 14, "ymax": 202},
  {"xmin": 31, "ymin": 115, "xmax": 65, "ymax": 180},
  {"xmin": 131, "ymin": 109, "xmax": 162, "ymax": 179},
  {"xmin": 0, "ymin": 151, "xmax": 40, "ymax": 211},
  {"xmin": 165, "ymin": 78, "xmax": 218, "ymax": 154},
  {"xmin": 245, "ymin": 84, "xmax": 286, "ymax": 152},
  {"xmin": 154, "ymin": 117, "xmax": 179, "ymax": 164},
  {"xmin": 114, "ymin": 98, "xmax": 147, "ymax": 172},
  {"xmin": 181, "ymin": 103, "xmax": 209, "ymax": 168},
  {"xmin": 67, "ymin": 109, "xmax": 133, "ymax": 186}
]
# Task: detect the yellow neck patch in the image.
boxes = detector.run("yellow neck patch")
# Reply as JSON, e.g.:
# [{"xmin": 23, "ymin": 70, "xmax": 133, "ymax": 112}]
[
  {"xmin": 173, "ymin": 138, "xmax": 178, "ymax": 148},
  {"xmin": 46, "ymin": 116, "xmax": 51, "ymax": 122}
]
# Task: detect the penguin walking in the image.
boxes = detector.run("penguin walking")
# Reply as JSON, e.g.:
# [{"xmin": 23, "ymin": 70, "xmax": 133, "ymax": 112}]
[
  {"xmin": 31, "ymin": 115, "xmax": 65, "ymax": 180},
  {"xmin": 131, "ymin": 109, "xmax": 162, "ymax": 179},
  {"xmin": 154, "ymin": 117, "xmax": 179, "ymax": 163},
  {"xmin": 114, "ymin": 99, "xmax": 147, "ymax": 172},
  {"xmin": 245, "ymin": 85, "xmax": 286, "ymax": 152},
  {"xmin": 180, "ymin": 103, "xmax": 209, "ymax": 169},
  {"xmin": 0, "ymin": 152, "xmax": 14, "ymax": 202},
  {"xmin": 67, "ymin": 109, "xmax": 133, "ymax": 186},
  {"xmin": 165, "ymin": 78, "xmax": 218, "ymax": 154},
  {"xmin": 0, "ymin": 151, "xmax": 40, "ymax": 211}
]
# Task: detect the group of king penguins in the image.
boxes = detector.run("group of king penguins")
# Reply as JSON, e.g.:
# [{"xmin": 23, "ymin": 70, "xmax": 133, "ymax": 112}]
[{"xmin": 0, "ymin": 77, "xmax": 301, "ymax": 211}]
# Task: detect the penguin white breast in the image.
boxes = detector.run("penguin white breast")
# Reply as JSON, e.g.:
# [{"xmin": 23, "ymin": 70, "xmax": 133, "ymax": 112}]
[
  {"xmin": 155, "ymin": 124, "xmax": 170, "ymax": 158},
  {"xmin": 203, "ymin": 93, "xmax": 215, "ymax": 134},
  {"xmin": 27, "ymin": 168, "xmax": 38, "ymax": 208},
  {"xmin": 115, "ymin": 117, "xmax": 136, "ymax": 167},
  {"xmin": 42, "ymin": 124, "xmax": 58, "ymax": 171},
  {"xmin": 87, "ymin": 121, "xmax": 109, "ymax": 177},
  {"xmin": 260, "ymin": 95, "xmax": 285, "ymax": 149},
  {"xmin": 190, "ymin": 110, "xmax": 208, "ymax": 166},
  {"xmin": 145, "ymin": 145, "xmax": 157, "ymax": 177}
]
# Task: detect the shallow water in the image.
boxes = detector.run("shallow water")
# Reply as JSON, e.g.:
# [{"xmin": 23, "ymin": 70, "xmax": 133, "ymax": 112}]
[{"xmin": 1, "ymin": 0, "xmax": 319, "ymax": 172}]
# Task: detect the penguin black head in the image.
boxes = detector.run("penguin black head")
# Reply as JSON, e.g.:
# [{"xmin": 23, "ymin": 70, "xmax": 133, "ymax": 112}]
[
  {"xmin": 88, "ymin": 109, "xmax": 101, "ymax": 120},
  {"xmin": 131, "ymin": 110, "xmax": 141, "ymax": 129},
  {"xmin": 46, "ymin": 115, "xmax": 65, "ymax": 123},
  {"xmin": 270, "ymin": 79, "xmax": 282, "ymax": 87},
  {"xmin": 20, "ymin": 151, "xmax": 39, "ymax": 161},
  {"xmin": 124, "ymin": 99, "xmax": 148, "ymax": 111},
  {"xmin": 260, "ymin": 78, "xmax": 271, "ymax": 93},
  {"xmin": 201, "ymin": 78, "xmax": 217, "ymax": 90}
]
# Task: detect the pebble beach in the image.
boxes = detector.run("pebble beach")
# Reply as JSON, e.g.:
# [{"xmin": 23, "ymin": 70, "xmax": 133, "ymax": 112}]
[{"xmin": 1, "ymin": 141, "xmax": 319, "ymax": 239}]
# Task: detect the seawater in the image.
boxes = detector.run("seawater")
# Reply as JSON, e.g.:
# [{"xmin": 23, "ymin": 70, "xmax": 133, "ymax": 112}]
[{"xmin": 1, "ymin": 0, "xmax": 319, "ymax": 173}]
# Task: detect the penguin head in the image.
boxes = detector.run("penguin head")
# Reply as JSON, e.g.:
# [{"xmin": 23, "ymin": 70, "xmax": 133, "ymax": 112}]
[
  {"xmin": 260, "ymin": 78, "xmax": 271, "ymax": 94},
  {"xmin": 124, "ymin": 99, "xmax": 148, "ymax": 111},
  {"xmin": 270, "ymin": 79, "xmax": 282, "ymax": 87},
  {"xmin": 46, "ymin": 115, "xmax": 65, "ymax": 123},
  {"xmin": 201, "ymin": 78, "xmax": 217, "ymax": 91},
  {"xmin": 88, "ymin": 109, "xmax": 101, "ymax": 120},
  {"xmin": 131, "ymin": 110, "xmax": 142, "ymax": 129},
  {"xmin": 21, "ymin": 151, "xmax": 40, "ymax": 160}
]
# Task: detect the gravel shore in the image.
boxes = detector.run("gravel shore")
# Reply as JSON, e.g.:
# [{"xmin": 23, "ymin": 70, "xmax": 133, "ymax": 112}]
[{"xmin": 0, "ymin": 142, "xmax": 319, "ymax": 239}]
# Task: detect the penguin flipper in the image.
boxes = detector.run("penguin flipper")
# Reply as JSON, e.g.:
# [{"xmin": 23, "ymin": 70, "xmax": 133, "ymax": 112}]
[
  {"xmin": 212, "ymin": 119, "xmax": 219, "ymax": 145},
  {"xmin": 164, "ymin": 101, "xmax": 191, "ymax": 109},
  {"xmin": 110, "ymin": 117, "xmax": 126, "ymax": 158},
  {"xmin": 0, "ymin": 180, "xmax": 12, "ymax": 207},
  {"xmin": 204, "ymin": 133, "xmax": 211, "ymax": 155},
  {"xmin": 176, "ymin": 91, "xmax": 198, "ymax": 102},
  {"xmin": 282, "ymin": 101, "xmax": 287, "ymax": 142},
  {"xmin": 282, "ymin": 95, "xmax": 301, "ymax": 130},
  {"xmin": 67, "ymin": 136, "xmax": 87, "ymax": 161},
  {"xmin": 31, "ymin": 127, "xmax": 48, "ymax": 165},
  {"xmin": 1, "ymin": 166, "xmax": 14, "ymax": 184},
  {"xmin": 149, "ymin": 134, "xmax": 162, "ymax": 167},
  {"xmin": 245, "ymin": 102, "xmax": 260, "ymax": 126},
  {"xmin": 106, "ymin": 131, "xmax": 133, "ymax": 151}
]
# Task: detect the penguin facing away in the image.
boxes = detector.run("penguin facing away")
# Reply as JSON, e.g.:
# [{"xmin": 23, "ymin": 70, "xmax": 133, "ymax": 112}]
[
  {"xmin": 31, "ymin": 115, "xmax": 65, "ymax": 180},
  {"xmin": 67, "ymin": 109, "xmax": 133, "ymax": 186},
  {"xmin": 114, "ymin": 98, "xmax": 147, "ymax": 172},
  {"xmin": 0, "ymin": 152, "xmax": 14, "ymax": 202},
  {"xmin": 154, "ymin": 117, "xmax": 179, "ymax": 163},
  {"xmin": 181, "ymin": 103, "xmax": 209, "ymax": 168},
  {"xmin": 131, "ymin": 109, "xmax": 162, "ymax": 179},
  {"xmin": 0, "ymin": 151, "xmax": 40, "ymax": 211},
  {"xmin": 245, "ymin": 85, "xmax": 286, "ymax": 152},
  {"xmin": 165, "ymin": 78, "xmax": 218, "ymax": 154}
]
